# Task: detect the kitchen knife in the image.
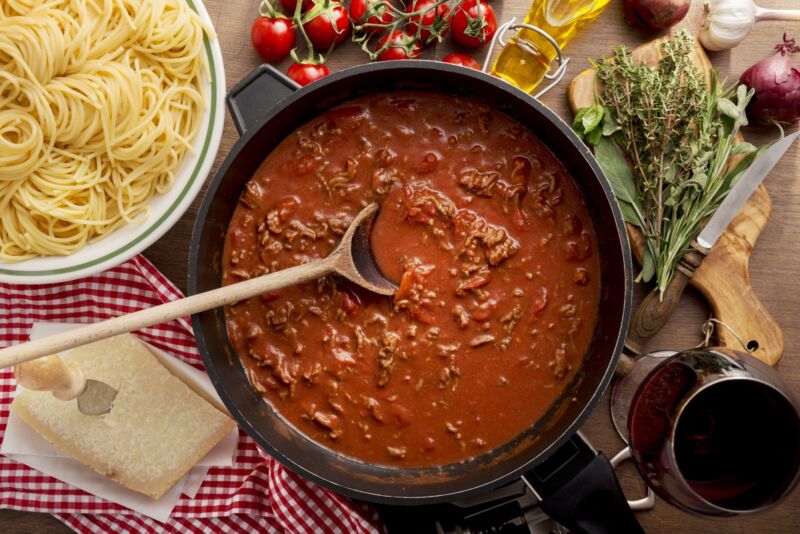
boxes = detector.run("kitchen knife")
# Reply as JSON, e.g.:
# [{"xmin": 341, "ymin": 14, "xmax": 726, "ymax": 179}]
[
  {"xmin": 15, "ymin": 355, "xmax": 118, "ymax": 416},
  {"xmin": 619, "ymin": 131, "xmax": 800, "ymax": 371},
  {"xmin": 696, "ymin": 131, "xmax": 800, "ymax": 249}
]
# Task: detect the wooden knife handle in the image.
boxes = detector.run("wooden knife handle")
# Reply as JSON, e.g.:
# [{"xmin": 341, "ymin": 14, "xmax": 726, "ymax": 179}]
[
  {"xmin": 618, "ymin": 247, "xmax": 707, "ymax": 375},
  {"xmin": 15, "ymin": 355, "xmax": 87, "ymax": 401}
]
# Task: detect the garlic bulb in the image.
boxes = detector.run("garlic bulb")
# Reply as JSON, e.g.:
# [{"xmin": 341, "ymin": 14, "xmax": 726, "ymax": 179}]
[
  {"xmin": 700, "ymin": 0, "xmax": 800, "ymax": 52},
  {"xmin": 700, "ymin": 0, "xmax": 757, "ymax": 51}
]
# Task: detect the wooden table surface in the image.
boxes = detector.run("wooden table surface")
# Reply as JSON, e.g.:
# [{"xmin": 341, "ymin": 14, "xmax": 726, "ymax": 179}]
[{"xmin": 4, "ymin": 0, "xmax": 799, "ymax": 532}]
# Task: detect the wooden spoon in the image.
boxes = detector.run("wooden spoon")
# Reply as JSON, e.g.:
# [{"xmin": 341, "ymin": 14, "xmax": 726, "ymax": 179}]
[{"xmin": 0, "ymin": 203, "xmax": 395, "ymax": 369}]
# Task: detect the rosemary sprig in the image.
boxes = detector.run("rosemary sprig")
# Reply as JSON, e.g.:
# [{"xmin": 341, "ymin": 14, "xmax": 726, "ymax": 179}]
[{"xmin": 574, "ymin": 31, "xmax": 759, "ymax": 297}]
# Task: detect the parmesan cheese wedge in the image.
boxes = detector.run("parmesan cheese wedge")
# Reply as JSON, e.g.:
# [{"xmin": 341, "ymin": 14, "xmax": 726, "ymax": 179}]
[{"xmin": 11, "ymin": 334, "xmax": 236, "ymax": 500}]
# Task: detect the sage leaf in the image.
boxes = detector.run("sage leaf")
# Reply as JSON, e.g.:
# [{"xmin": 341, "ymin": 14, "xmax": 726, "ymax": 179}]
[
  {"xmin": 638, "ymin": 247, "xmax": 655, "ymax": 283},
  {"xmin": 617, "ymin": 200, "xmax": 641, "ymax": 225},
  {"xmin": 664, "ymin": 165, "xmax": 678, "ymax": 185},
  {"xmin": 730, "ymin": 142, "xmax": 756, "ymax": 155},
  {"xmin": 736, "ymin": 84, "xmax": 751, "ymax": 110},
  {"xmin": 719, "ymin": 116, "xmax": 734, "ymax": 140},
  {"xmin": 717, "ymin": 98, "xmax": 739, "ymax": 120},
  {"xmin": 664, "ymin": 186, "xmax": 682, "ymax": 206},
  {"xmin": 683, "ymin": 172, "xmax": 707, "ymax": 190},
  {"xmin": 721, "ymin": 146, "xmax": 762, "ymax": 191},
  {"xmin": 594, "ymin": 137, "xmax": 642, "ymax": 227}
]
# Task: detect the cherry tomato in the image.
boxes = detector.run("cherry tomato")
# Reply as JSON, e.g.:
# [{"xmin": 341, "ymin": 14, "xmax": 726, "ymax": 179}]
[
  {"xmin": 450, "ymin": 0, "xmax": 497, "ymax": 48},
  {"xmin": 349, "ymin": 0, "xmax": 393, "ymax": 34},
  {"xmin": 376, "ymin": 29, "xmax": 422, "ymax": 61},
  {"xmin": 407, "ymin": 0, "xmax": 450, "ymax": 45},
  {"xmin": 288, "ymin": 62, "xmax": 330, "ymax": 86},
  {"xmin": 442, "ymin": 53, "xmax": 480, "ymax": 69},
  {"xmin": 303, "ymin": 1, "xmax": 350, "ymax": 51},
  {"xmin": 280, "ymin": 0, "xmax": 305, "ymax": 12},
  {"xmin": 251, "ymin": 16, "xmax": 296, "ymax": 63}
]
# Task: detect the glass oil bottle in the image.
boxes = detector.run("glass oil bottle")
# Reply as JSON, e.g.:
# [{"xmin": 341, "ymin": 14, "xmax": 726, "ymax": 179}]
[{"xmin": 491, "ymin": 0, "xmax": 613, "ymax": 94}]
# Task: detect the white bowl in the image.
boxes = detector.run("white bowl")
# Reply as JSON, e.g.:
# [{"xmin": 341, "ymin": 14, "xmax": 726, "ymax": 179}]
[{"xmin": 0, "ymin": 0, "xmax": 225, "ymax": 285}]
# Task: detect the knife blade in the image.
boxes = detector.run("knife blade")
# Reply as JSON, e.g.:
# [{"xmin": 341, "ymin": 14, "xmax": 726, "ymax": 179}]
[{"xmin": 696, "ymin": 131, "xmax": 800, "ymax": 250}]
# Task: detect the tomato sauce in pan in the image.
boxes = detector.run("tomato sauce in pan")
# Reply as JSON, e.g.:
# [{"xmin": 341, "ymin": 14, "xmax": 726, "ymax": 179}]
[{"xmin": 222, "ymin": 92, "xmax": 600, "ymax": 467}]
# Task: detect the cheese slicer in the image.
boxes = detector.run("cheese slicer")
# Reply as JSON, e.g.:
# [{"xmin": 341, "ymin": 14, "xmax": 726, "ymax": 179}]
[{"xmin": 14, "ymin": 355, "xmax": 118, "ymax": 416}]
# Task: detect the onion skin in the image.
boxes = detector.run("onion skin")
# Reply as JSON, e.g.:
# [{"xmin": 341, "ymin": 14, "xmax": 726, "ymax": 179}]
[
  {"xmin": 623, "ymin": 0, "xmax": 690, "ymax": 31},
  {"xmin": 740, "ymin": 35, "xmax": 800, "ymax": 125}
]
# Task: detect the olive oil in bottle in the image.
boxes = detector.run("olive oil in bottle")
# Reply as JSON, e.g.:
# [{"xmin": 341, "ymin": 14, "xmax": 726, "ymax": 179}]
[{"xmin": 492, "ymin": 0, "xmax": 612, "ymax": 93}]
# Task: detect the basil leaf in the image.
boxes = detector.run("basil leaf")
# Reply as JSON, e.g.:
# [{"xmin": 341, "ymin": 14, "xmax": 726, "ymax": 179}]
[
  {"xmin": 572, "ymin": 108, "xmax": 590, "ymax": 136},
  {"xmin": 586, "ymin": 125, "xmax": 603, "ymax": 146},
  {"xmin": 601, "ymin": 111, "xmax": 619, "ymax": 136},
  {"xmin": 581, "ymin": 105, "xmax": 604, "ymax": 134}
]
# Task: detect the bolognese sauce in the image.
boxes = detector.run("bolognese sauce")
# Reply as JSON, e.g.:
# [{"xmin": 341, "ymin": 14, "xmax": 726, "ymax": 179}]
[{"xmin": 222, "ymin": 92, "xmax": 600, "ymax": 467}]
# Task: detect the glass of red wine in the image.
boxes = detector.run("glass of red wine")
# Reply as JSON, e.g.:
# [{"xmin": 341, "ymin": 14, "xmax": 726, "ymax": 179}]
[{"xmin": 615, "ymin": 347, "xmax": 800, "ymax": 516}]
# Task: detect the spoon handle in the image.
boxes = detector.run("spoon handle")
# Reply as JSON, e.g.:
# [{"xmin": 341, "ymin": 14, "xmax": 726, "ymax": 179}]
[{"xmin": 0, "ymin": 258, "xmax": 335, "ymax": 369}]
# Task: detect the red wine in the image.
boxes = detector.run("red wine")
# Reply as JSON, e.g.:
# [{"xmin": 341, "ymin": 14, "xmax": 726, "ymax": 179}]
[
  {"xmin": 626, "ymin": 350, "xmax": 800, "ymax": 516},
  {"xmin": 629, "ymin": 361, "xmax": 696, "ymax": 452},
  {"xmin": 674, "ymin": 380, "xmax": 800, "ymax": 511}
]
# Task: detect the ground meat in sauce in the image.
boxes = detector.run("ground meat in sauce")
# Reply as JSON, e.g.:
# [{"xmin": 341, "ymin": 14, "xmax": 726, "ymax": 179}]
[{"xmin": 222, "ymin": 92, "xmax": 600, "ymax": 467}]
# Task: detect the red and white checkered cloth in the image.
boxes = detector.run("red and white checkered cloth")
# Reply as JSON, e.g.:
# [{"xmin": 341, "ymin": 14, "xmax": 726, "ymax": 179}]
[{"xmin": 0, "ymin": 255, "xmax": 383, "ymax": 533}]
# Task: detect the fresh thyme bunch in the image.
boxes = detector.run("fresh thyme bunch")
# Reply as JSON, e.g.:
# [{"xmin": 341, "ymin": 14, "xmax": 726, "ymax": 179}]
[{"xmin": 574, "ymin": 31, "xmax": 760, "ymax": 297}]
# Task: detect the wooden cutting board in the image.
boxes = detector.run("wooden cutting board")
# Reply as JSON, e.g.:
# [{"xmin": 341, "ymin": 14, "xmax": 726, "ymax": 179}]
[{"xmin": 568, "ymin": 36, "xmax": 784, "ymax": 366}]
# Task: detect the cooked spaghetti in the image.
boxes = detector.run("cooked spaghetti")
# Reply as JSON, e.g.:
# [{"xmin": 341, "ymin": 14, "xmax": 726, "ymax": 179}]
[{"xmin": 0, "ymin": 0, "xmax": 211, "ymax": 260}]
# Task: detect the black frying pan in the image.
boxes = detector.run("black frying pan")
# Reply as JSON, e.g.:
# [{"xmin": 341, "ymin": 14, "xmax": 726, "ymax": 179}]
[{"xmin": 188, "ymin": 62, "xmax": 637, "ymax": 533}]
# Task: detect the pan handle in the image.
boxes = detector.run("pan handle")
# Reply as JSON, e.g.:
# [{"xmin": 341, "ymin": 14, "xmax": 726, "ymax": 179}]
[
  {"xmin": 226, "ymin": 64, "xmax": 301, "ymax": 136},
  {"xmin": 522, "ymin": 432, "xmax": 644, "ymax": 534}
]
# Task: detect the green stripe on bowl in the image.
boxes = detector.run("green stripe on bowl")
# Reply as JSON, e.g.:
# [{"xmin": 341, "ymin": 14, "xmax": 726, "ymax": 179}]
[{"xmin": 0, "ymin": 0, "xmax": 218, "ymax": 277}]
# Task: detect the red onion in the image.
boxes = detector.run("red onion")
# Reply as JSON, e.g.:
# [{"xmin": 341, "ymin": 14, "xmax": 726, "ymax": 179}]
[
  {"xmin": 740, "ymin": 34, "xmax": 800, "ymax": 125},
  {"xmin": 623, "ymin": 0, "xmax": 690, "ymax": 31}
]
